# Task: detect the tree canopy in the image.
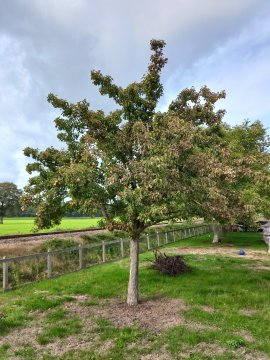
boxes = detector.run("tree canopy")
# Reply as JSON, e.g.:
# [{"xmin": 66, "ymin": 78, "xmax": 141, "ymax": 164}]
[
  {"xmin": 22, "ymin": 39, "xmax": 270, "ymax": 304},
  {"xmin": 0, "ymin": 182, "xmax": 22, "ymax": 224}
]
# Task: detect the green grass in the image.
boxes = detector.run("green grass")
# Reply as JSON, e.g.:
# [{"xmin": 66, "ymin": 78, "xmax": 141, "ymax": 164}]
[
  {"xmin": 37, "ymin": 318, "xmax": 81, "ymax": 345},
  {"xmin": 165, "ymin": 230, "xmax": 266, "ymax": 250},
  {"xmin": 0, "ymin": 307, "xmax": 29, "ymax": 336},
  {"xmin": 0, "ymin": 217, "xmax": 103, "ymax": 236},
  {"xmin": 0, "ymin": 344, "xmax": 10, "ymax": 358},
  {"xmin": 0, "ymin": 232, "xmax": 269, "ymax": 359},
  {"xmin": 0, "ymin": 217, "xmax": 197, "ymax": 237},
  {"xmin": 15, "ymin": 295, "xmax": 74, "ymax": 312},
  {"xmin": 14, "ymin": 346, "xmax": 36, "ymax": 359},
  {"xmin": 38, "ymin": 317, "xmax": 81, "ymax": 345}
]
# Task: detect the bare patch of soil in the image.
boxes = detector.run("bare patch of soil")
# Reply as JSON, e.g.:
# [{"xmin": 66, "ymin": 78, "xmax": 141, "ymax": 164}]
[
  {"xmin": 0, "ymin": 319, "xmax": 44, "ymax": 353},
  {"xmin": 180, "ymin": 342, "xmax": 227, "ymax": 358},
  {"xmin": 0, "ymin": 296, "xmax": 100, "ymax": 357},
  {"xmin": 96, "ymin": 339, "xmax": 115, "ymax": 355},
  {"xmin": 71, "ymin": 294, "xmax": 90, "ymax": 301},
  {"xmin": 45, "ymin": 332, "xmax": 100, "ymax": 357},
  {"xmin": 251, "ymin": 266, "xmax": 270, "ymax": 271},
  {"xmin": 184, "ymin": 320, "xmax": 218, "ymax": 331},
  {"xmin": 239, "ymin": 308, "xmax": 258, "ymax": 317},
  {"xmin": 237, "ymin": 330, "xmax": 255, "ymax": 343},
  {"xmin": 234, "ymin": 349, "xmax": 270, "ymax": 360},
  {"xmin": 94, "ymin": 297, "xmax": 187, "ymax": 333},
  {"xmin": 139, "ymin": 345, "xmax": 172, "ymax": 360},
  {"xmin": 167, "ymin": 246, "xmax": 270, "ymax": 262},
  {"xmin": 180, "ymin": 341, "xmax": 269, "ymax": 360},
  {"xmin": 198, "ymin": 305, "xmax": 216, "ymax": 313}
]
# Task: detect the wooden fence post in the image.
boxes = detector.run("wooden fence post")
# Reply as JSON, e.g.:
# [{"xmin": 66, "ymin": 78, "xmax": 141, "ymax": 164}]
[
  {"xmin": 157, "ymin": 232, "xmax": 160, "ymax": 247},
  {"xmin": 165, "ymin": 232, "xmax": 168, "ymax": 244},
  {"xmin": 120, "ymin": 239, "xmax": 124, "ymax": 257},
  {"xmin": 47, "ymin": 249, "xmax": 52, "ymax": 278},
  {"xmin": 102, "ymin": 241, "xmax": 106, "ymax": 263},
  {"xmin": 147, "ymin": 234, "xmax": 151, "ymax": 250},
  {"xmin": 173, "ymin": 231, "xmax": 176, "ymax": 242},
  {"xmin": 3, "ymin": 257, "xmax": 8, "ymax": 291},
  {"xmin": 79, "ymin": 245, "xmax": 83, "ymax": 270}
]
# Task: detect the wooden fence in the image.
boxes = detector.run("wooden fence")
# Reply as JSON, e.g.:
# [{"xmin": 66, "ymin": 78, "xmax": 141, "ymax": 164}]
[{"xmin": 0, "ymin": 224, "xmax": 212, "ymax": 291}]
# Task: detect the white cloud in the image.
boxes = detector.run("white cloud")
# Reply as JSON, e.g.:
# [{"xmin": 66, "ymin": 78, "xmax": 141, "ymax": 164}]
[
  {"xmin": 0, "ymin": 0, "xmax": 270, "ymax": 188},
  {"xmin": 162, "ymin": 10, "xmax": 270, "ymax": 125},
  {"xmin": 0, "ymin": 35, "xmax": 59, "ymax": 188}
]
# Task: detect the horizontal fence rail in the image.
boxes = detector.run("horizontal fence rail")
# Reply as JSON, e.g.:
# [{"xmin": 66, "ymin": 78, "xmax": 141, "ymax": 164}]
[{"xmin": 0, "ymin": 224, "xmax": 212, "ymax": 291}]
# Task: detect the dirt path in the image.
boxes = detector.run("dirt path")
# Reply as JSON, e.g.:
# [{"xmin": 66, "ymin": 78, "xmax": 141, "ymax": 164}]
[
  {"xmin": 0, "ymin": 229, "xmax": 108, "ymax": 257},
  {"xmin": 166, "ymin": 246, "xmax": 270, "ymax": 262}
]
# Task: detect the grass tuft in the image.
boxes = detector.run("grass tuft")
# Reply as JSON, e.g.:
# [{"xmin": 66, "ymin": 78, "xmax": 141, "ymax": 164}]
[{"xmin": 37, "ymin": 317, "xmax": 81, "ymax": 345}]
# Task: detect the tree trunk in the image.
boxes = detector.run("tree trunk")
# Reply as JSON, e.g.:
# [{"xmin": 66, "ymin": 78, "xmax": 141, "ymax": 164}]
[
  {"xmin": 212, "ymin": 224, "xmax": 219, "ymax": 243},
  {"xmin": 127, "ymin": 236, "xmax": 139, "ymax": 305},
  {"xmin": 221, "ymin": 226, "xmax": 227, "ymax": 239},
  {"xmin": 0, "ymin": 216, "xmax": 3, "ymax": 224}
]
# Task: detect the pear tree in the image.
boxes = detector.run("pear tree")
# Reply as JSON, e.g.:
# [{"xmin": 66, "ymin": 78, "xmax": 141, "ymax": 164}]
[{"xmin": 22, "ymin": 40, "xmax": 252, "ymax": 304}]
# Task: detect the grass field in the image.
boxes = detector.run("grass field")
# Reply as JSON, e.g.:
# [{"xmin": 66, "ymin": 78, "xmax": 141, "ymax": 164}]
[
  {"xmin": 0, "ymin": 217, "xmax": 103, "ymax": 236},
  {"xmin": 0, "ymin": 232, "xmax": 269, "ymax": 359}
]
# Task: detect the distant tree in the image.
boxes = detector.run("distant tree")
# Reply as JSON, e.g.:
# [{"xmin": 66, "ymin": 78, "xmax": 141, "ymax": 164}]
[
  {"xmin": 223, "ymin": 120, "xmax": 270, "ymax": 232},
  {"xmin": 22, "ymin": 40, "xmax": 259, "ymax": 305},
  {"xmin": 188, "ymin": 120, "xmax": 270, "ymax": 242},
  {"xmin": 0, "ymin": 182, "xmax": 22, "ymax": 224}
]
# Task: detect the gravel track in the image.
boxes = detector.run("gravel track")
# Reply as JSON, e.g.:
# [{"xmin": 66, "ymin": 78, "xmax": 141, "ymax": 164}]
[{"xmin": 0, "ymin": 228, "xmax": 108, "ymax": 251}]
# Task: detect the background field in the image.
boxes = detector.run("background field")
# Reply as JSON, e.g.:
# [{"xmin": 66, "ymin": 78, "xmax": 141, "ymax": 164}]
[{"xmin": 0, "ymin": 217, "xmax": 103, "ymax": 236}]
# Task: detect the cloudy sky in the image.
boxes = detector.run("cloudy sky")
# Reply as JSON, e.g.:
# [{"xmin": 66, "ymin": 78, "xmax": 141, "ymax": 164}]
[{"xmin": 1, "ymin": 0, "xmax": 270, "ymax": 189}]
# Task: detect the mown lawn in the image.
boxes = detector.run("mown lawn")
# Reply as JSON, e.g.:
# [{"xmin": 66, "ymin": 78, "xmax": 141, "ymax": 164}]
[
  {"xmin": 0, "ymin": 232, "xmax": 269, "ymax": 359},
  {"xmin": 0, "ymin": 217, "xmax": 103, "ymax": 236},
  {"xmin": 166, "ymin": 230, "xmax": 267, "ymax": 250}
]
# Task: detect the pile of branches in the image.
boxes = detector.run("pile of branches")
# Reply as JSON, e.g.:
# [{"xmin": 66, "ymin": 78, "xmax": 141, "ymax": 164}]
[{"xmin": 149, "ymin": 250, "xmax": 191, "ymax": 276}]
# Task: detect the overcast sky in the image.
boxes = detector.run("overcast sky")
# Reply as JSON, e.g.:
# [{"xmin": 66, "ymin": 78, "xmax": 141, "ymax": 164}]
[{"xmin": 1, "ymin": 0, "xmax": 270, "ymax": 189}]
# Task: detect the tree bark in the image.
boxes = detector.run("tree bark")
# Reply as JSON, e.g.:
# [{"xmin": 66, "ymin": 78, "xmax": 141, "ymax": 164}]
[
  {"xmin": 127, "ymin": 236, "xmax": 139, "ymax": 305},
  {"xmin": 212, "ymin": 224, "xmax": 220, "ymax": 243},
  {"xmin": 0, "ymin": 216, "xmax": 3, "ymax": 224},
  {"xmin": 221, "ymin": 226, "xmax": 227, "ymax": 239}
]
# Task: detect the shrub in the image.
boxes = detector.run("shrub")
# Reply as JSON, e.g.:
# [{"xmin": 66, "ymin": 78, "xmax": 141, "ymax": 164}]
[
  {"xmin": 149, "ymin": 250, "xmax": 191, "ymax": 276},
  {"xmin": 81, "ymin": 230, "xmax": 127, "ymax": 244},
  {"xmin": 38, "ymin": 238, "xmax": 77, "ymax": 251}
]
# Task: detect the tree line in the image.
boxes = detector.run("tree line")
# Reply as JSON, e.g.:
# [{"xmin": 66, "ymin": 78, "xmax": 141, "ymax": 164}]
[{"xmin": 0, "ymin": 182, "xmax": 101, "ymax": 221}]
